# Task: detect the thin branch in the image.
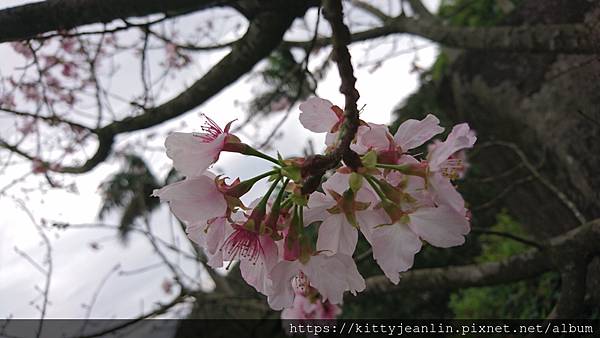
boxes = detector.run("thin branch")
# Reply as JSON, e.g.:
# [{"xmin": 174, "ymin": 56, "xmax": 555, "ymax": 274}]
[
  {"xmin": 80, "ymin": 264, "xmax": 121, "ymax": 334},
  {"xmin": 257, "ymin": 6, "xmax": 322, "ymax": 150},
  {"xmin": 0, "ymin": 107, "xmax": 92, "ymax": 132},
  {"xmin": 56, "ymin": 223, "xmax": 199, "ymax": 261},
  {"xmin": 77, "ymin": 293, "xmax": 188, "ymax": 338},
  {"xmin": 471, "ymin": 175, "xmax": 535, "ymax": 212},
  {"xmin": 13, "ymin": 246, "xmax": 47, "ymax": 275},
  {"xmin": 147, "ymin": 28, "xmax": 237, "ymax": 51},
  {"xmin": 7, "ymin": 5, "xmax": 305, "ymax": 175},
  {"xmin": 471, "ymin": 227, "xmax": 544, "ymax": 249},
  {"xmin": 483, "ymin": 141, "xmax": 586, "ymax": 224},
  {"xmin": 301, "ymin": 0, "xmax": 362, "ymax": 194},
  {"xmin": 350, "ymin": 0, "xmax": 390, "ymax": 22},
  {"xmin": 406, "ymin": 0, "xmax": 434, "ymax": 20},
  {"xmin": 15, "ymin": 200, "xmax": 52, "ymax": 338}
]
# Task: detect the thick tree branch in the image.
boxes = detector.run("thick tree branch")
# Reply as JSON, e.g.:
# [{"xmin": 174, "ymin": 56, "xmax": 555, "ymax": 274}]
[
  {"xmin": 365, "ymin": 249, "xmax": 551, "ymax": 294},
  {"xmin": 364, "ymin": 218, "xmax": 600, "ymax": 296},
  {"xmin": 548, "ymin": 262, "xmax": 588, "ymax": 318},
  {"xmin": 0, "ymin": 0, "xmax": 222, "ymax": 43},
  {"xmin": 286, "ymin": 15, "xmax": 599, "ymax": 54}
]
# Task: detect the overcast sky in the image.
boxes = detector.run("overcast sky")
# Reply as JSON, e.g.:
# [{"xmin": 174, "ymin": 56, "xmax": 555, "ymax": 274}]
[{"xmin": 0, "ymin": 0, "xmax": 440, "ymax": 319}]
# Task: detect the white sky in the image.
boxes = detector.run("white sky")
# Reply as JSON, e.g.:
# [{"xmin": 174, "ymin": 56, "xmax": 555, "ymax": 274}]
[{"xmin": 0, "ymin": 0, "xmax": 440, "ymax": 319}]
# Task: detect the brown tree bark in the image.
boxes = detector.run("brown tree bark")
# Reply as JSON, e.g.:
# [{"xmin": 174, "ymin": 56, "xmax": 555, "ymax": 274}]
[{"xmin": 431, "ymin": 0, "xmax": 600, "ymax": 316}]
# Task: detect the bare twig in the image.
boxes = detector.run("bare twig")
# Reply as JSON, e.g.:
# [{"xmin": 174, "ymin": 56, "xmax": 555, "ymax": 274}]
[
  {"xmin": 80, "ymin": 264, "xmax": 121, "ymax": 334},
  {"xmin": 471, "ymin": 227, "xmax": 544, "ymax": 249},
  {"xmin": 15, "ymin": 200, "xmax": 52, "ymax": 338},
  {"xmin": 406, "ymin": 0, "xmax": 434, "ymax": 20},
  {"xmin": 481, "ymin": 141, "xmax": 586, "ymax": 224},
  {"xmin": 472, "ymin": 175, "xmax": 535, "ymax": 212},
  {"xmin": 351, "ymin": 0, "xmax": 390, "ymax": 22}
]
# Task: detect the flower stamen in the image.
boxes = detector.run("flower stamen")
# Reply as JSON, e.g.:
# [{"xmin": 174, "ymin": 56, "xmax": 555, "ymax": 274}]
[{"xmin": 221, "ymin": 224, "xmax": 264, "ymax": 266}]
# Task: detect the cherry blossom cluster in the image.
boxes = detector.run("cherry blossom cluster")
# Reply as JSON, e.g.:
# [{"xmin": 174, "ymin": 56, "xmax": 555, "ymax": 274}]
[{"xmin": 153, "ymin": 97, "xmax": 476, "ymax": 319}]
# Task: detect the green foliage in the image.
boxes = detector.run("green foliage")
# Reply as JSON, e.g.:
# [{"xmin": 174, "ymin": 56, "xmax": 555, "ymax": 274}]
[
  {"xmin": 439, "ymin": 0, "xmax": 520, "ymax": 27},
  {"xmin": 98, "ymin": 154, "xmax": 166, "ymax": 242},
  {"xmin": 449, "ymin": 211, "xmax": 559, "ymax": 318}
]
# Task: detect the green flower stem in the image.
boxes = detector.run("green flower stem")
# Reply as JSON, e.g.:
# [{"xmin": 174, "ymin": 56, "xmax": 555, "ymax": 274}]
[
  {"xmin": 375, "ymin": 163, "xmax": 411, "ymax": 172},
  {"xmin": 293, "ymin": 205, "xmax": 305, "ymax": 235},
  {"xmin": 244, "ymin": 146, "xmax": 280, "ymax": 165},
  {"xmin": 257, "ymin": 175, "xmax": 282, "ymax": 209},
  {"xmin": 246, "ymin": 169, "xmax": 279, "ymax": 185},
  {"xmin": 225, "ymin": 169, "xmax": 279, "ymax": 198},
  {"xmin": 281, "ymin": 197, "xmax": 293, "ymax": 210},
  {"xmin": 270, "ymin": 178, "xmax": 290, "ymax": 215},
  {"xmin": 364, "ymin": 175, "xmax": 390, "ymax": 203}
]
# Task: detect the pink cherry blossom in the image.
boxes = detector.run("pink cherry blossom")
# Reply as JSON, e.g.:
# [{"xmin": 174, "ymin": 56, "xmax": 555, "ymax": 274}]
[
  {"xmin": 427, "ymin": 140, "xmax": 471, "ymax": 180},
  {"xmin": 161, "ymin": 278, "xmax": 174, "ymax": 294},
  {"xmin": 407, "ymin": 204, "xmax": 470, "ymax": 248},
  {"xmin": 426, "ymin": 123, "xmax": 476, "ymax": 214},
  {"xmin": 427, "ymin": 123, "xmax": 477, "ymax": 173},
  {"xmin": 394, "ymin": 114, "xmax": 445, "ymax": 151},
  {"xmin": 351, "ymin": 114, "xmax": 444, "ymax": 156},
  {"xmin": 370, "ymin": 222, "xmax": 421, "ymax": 284},
  {"xmin": 207, "ymin": 200, "xmax": 281, "ymax": 294},
  {"xmin": 267, "ymin": 253, "xmax": 365, "ymax": 310},
  {"xmin": 350, "ymin": 122, "xmax": 392, "ymax": 155},
  {"xmin": 369, "ymin": 205, "xmax": 469, "ymax": 284},
  {"xmin": 237, "ymin": 233, "xmax": 278, "ymax": 294},
  {"xmin": 281, "ymin": 292, "xmax": 341, "ymax": 320},
  {"xmin": 165, "ymin": 115, "xmax": 235, "ymax": 178},
  {"xmin": 186, "ymin": 216, "xmax": 230, "ymax": 268},
  {"xmin": 298, "ymin": 97, "xmax": 343, "ymax": 133},
  {"xmin": 152, "ymin": 174, "xmax": 227, "ymax": 227},
  {"xmin": 304, "ymin": 172, "xmax": 387, "ymax": 256}
]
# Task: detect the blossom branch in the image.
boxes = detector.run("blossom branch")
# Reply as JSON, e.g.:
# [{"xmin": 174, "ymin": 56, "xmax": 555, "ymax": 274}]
[
  {"xmin": 1, "ymin": 5, "xmax": 307, "ymax": 175},
  {"xmin": 301, "ymin": 0, "xmax": 362, "ymax": 194}
]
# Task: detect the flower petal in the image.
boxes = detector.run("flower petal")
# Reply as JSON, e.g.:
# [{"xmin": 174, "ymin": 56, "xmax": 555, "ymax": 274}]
[
  {"xmin": 299, "ymin": 97, "xmax": 339, "ymax": 133},
  {"xmin": 316, "ymin": 214, "xmax": 358, "ymax": 256},
  {"xmin": 304, "ymin": 254, "xmax": 365, "ymax": 304},
  {"xmin": 394, "ymin": 114, "xmax": 444, "ymax": 151},
  {"xmin": 165, "ymin": 132, "xmax": 225, "ymax": 177},
  {"xmin": 240, "ymin": 239, "xmax": 275, "ymax": 296},
  {"xmin": 351, "ymin": 123, "xmax": 392, "ymax": 154},
  {"xmin": 429, "ymin": 173, "xmax": 466, "ymax": 214},
  {"xmin": 304, "ymin": 192, "xmax": 334, "ymax": 226},
  {"xmin": 370, "ymin": 223, "xmax": 421, "ymax": 284},
  {"xmin": 428, "ymin": 123, "xmax": 476, "ymax": 171},
  {"xmin": 267, "ymin": 260, "xmax": 301, "ymax": 310},
  {"xmin": 355, "ymin": 209, "xmax": 391, "ymax": 244},
  {"xmin": 408, "ymin": 205, "xmax": 470, "ymax": 248},
  {"xmin": 153, "ymin": 175, "xmax": 226, "ymax": 225}
]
